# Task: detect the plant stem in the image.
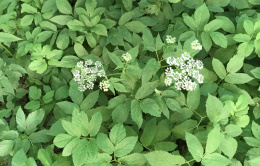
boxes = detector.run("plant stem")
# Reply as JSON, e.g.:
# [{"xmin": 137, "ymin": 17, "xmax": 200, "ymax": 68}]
[{"xmin": 0, "ymin": 43, "xmax": 14, "ymax": 58}]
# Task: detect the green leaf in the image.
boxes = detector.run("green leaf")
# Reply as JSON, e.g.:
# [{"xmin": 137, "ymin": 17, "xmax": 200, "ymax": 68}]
[
  {"xmin": 67, "ymin": 19, "xmax": 85, "ymax": 32},
  {"xmin": 187, "ymin": 87, "xmax": 200, "ymax": 110},
  {"xmin": 0, "ymin": 140, "xmax": 14, "ymax": 156},
  {"xmin": 12, "ymin": 149, "xmax": 27, "ymax": 166},
  {"xmin": 194, "ymin": 3, "xmax": 210, "ymax": 30},
  {"xmin": 62, "ymin": 138, "xmax": 78, "ymax": 156},
  {"xmin": 114, "ymin": 136, "xmax": 138, "ymax": 157},
  {"xmin": 141, "ymin": 58, "xmax": 160, "ymax": 83},
  {"xmin": 215, "ymin": 16, "xmax": 235, "ymax": 33},
  {"xmin": 124, "ymin": 21, "xmax": 145, "ymax": 33},
  {"xmin": 154, "ymin": 142, "xmax": 177, "ymax": 151},
  {"xmin": 206, "ymin": 94, "xmax": 223, "ymax": 124},
  {"xmin": 140, "ymin": 98, "xmax": 161, "ymax": 117},
  {"xmin": 165, "ymin": 98, "xmax": 182, "ymax": 113},
  {"xmin": 91, "ymin": 24, "xmax": 107, "ymax": 36},
  {"xmin": 112, "ymin": 103, "xmax": 129, "ymax": 123},
  {"xmin": 53, "ymin": 134, "xmax": 73, "ymax": 148},
  {"xmin": 28, "ymin": 59, "xmax": 47, "ymax": 74},
  {"xmin": 42, "ymin": 91, "xmax": 54, "ymax": 104},
  {"xmin": 204, "ymin": 19, "xmax": 223, "ymax": 33},
  {"xmin": 72, "ymin": 139, "xmax": 88, "ymax": 166},
  {"xmin": 56, "ymin": 101, "xmax": 80, "ymax": 114},
  {"xmin": 225, "ymin": 73, "xmax": 253, "ymax": 84},
  {"xmin": 244, "ymin": 137, "xmax": 260, "ymax": 147},
  {"xmin": 50, "ymin": 15, "xmax": 73, "ymax": 25},
  {"xmin": 56, "ymin": 29, "xmax": 70, "ymax": 50},
  {"xmin": 185, "ymin": 132, "xmax": 203, "ymax": 162},
  {"xmin": 89, "ymin": 112, "xmax": 102, "ymax": 136},
  {"xmin": 252, "ymin": 121, "xmax": 260, "ymax": 140},
  {"xmin": 233, "ymin": 115, "xmax": 250, "ymax": 128},
  {"xmin": 119, "ymin": 12, "xmax": 133, "ymax": 26},
  {"xmin": 39, "ymin": 21, "xmax": 57, "ymax": 32},
  {"xmin": 144, "ymin": 151, "xmax": 185, "ymax": 166},
  {"xmin": 74, "ymin": 43, "xmax": 88, "ymax": 57},
  {"xmin": 38, "ymin": 149, "xmax": 52, "ymax": 166},
  {"xmin": 206, "ymin": 125, "xmax": 222, "ymax": 154},
  {"xmin": 135, "ymin": 81, "xmax": 158, "ymax": 100},
  {"xmin": 142, "ymin": 28, "xmax": 155, "ymax": 52},
  {"xmin": 109, "ymin": 124, "xmax": 126, "ymax": 145},
  {"xmin": 140, "ymin": 118, "xmax": 157, "ymax": 147},
  {"xmin": 118, "ymin": 153, "xmax": 146, "ymax": 166},
  {"xmin": 25, "ymin": 109, "xmax": 45, "ymax": 135},
  {"xmin": 131, "ymin": 99, "xmax": 143, "ymax": 128},
  {"xmin": 244, "ymin": 19, "xmax": 254, "ymax": 35},
  {"xmin": 29, "ymin": 130, "xmax": 52, "ymax": 143},
  {"xmin": 16, "ymin": 107, "xmax": 26, "ymax": 132},
  {"xmin": 233, "ymin": 34, "xmax": 251, "ymax": 43},
  {"xmin": 182, "ymin": 13, "xmax": 197, "ymax": 31},
  {"xmin": 220, "ymin": 135, "xmax": 237, "ymax": 159},
  {"xmin": 21, "ymin": 4, "xmax": 37, "ymax": 14},
  {"xmin": 96, "ymin": 133, "xmax": 114, "ymax": 154},
  {"xmin": 69, "ymin": 80, "xmax": 83, "ymax": 104},
  {"xmin": 80, "ymin": 90, "xmax": 99, "ymax": 111},
  {"xmin": 210, "ymin": 32, "xmax": 227, "ymax": 48},
  {"xmin": 212, "ymin": 58, "xmax": 227, "ymax": 79},
  {"xmin": 29, "ymin": 86, "xmax": 41, "ymax": 100},
  {"xmin": 225, "ymin": 124, "xmax": 242, "ymax": 137},
  {"xmin": 0, "ymin": 32, "xmax": 22, "ymax": 43},
  {"xmin": 21, "ymin": 15, "xmax": 34, "ymax": 26},
  {"xmin": 56, "ymin": 0, "xmax": 72, "ymax": 14},
  {"xmin": 201, "ymin": 32, "xmax": 212, "ymax": 52},
  {"xmin": 202, "ymin": 153, "xmax": 230, "ymax": 166},
  {"xmin": 250, "ymin": 67, "xmax": 260, "ymax": 79}
]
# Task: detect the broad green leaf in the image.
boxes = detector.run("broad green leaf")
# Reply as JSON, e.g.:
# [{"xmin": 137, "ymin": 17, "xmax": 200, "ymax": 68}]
[
  {"xmin": 107, "ymin": 95, "xmax": 126, "ymax": 109},
  {"xmin": 29, "ymin": 86, "xmax": 41, "ymax": 100},
  {"xmin": 244, "ymin": 20, "xmax": 254, "ymax": 35},
  {"xmin": 118, "ymin": 153, "xmax": 146, "ymax": 166},
  {"xmin": 0, "ymin": 140, "xmax": 14, "ymax": 156},
  {"xmin": 69, "ymin": 80, "xmax": 83, "ymax": 104},
  {"xmin": 141, "ymin": 58, "xmax": 160, "ymax": 83},
  {"xmin": 74, "ymin": 43, "xmax": 88, "ymax": 57},
  {"xmin": 172, "ymin": 120, "xmax": 198, "ymax": 139},
  {"xmin": 88, "ymin": 112, "xmax": 102, "ymax": 136},
  {"xmin": 114, "ymin": 136, "xmax": 138, "ymax": 157},
  {"xmin": 0, "ymin": 32, "xmax": 22, "ymax": 43},
  {"xmin": 142, "ymin": 28, "xmax": 155, "ymax": 52},
  {"xmin": 12, "ymin": 149, "xmax": 27, "ymax": 166},
  {"xmin": 53, "ymin": 134, "xmax": 73, "ymax": 148},
  {"xmin": 38, "ymin": 149, "xmax": 52, "ymax": 166},
  {"xmin": 182, "ymin": 13, "xmax": 197, "ymax": 31},
  {"xmin": 29, "ymin": 130, "xmax": 53, "ymax": 143},
  {"xmin": 39, "ymin": 21, "xmax": 57, "ymax": 32},
  {"xmin": 249, "ymin": 0, "xmax": 260, "ymax": 4},
  {"xmin": 165, "ymin": 98, "xmax": 182, "ymax": 113},
  {"xmin": 16, "ymin": 107, "xmax": 26, "ymax": 132},
  {"xmin": 232, "ymin": 115, "xmax": 250, "ymax": 128},
  {"xmin": 210, "ymin": 32, "xmax": 227, "ymax": 48},
  {"xmin": 144, "ymin": 151, "xmax": 185, "ymax": 166},
  {"xmin": 194, "ymin": 3, "xmax": 210, "ymax": 30},
  {"xmin": 250, "ymin": 67, "xmax": 260, "ymax": 79},
  {"xmin": 72, "ymin": 139, "xmax": 88, "ymax": 166},
  {"xmin": 202, "ymin": 153, "xmax": 230, "ymax": 166},
  {"xmin": 50, "ymin": 15, "xmax": 73, "ymax": 25},
  {"xmin": 56, "ymin": 29, "xmax": 70, "ymax": 49},
  {"xmin": 140, "ymin": 98, "xmax": 161, "ymax": 117},
  {"xmin": 96, "ymin": 133, "xmax": 114, "ymax": 154},
  {"xmin": 206, "ymin": 94, "xmax": 223, "ymax": 124},
  {"xmin": 215, "ymin": 16, "xmax": 235, "ymax": 33},
  {"xmin": 185, "ymin": 132, "xmax": 204, "ymax": 162},
  {"xmin": 225, "ymin": 124, "xmax": 242, "ymax": 137},
  {"xmin": 42, "ymin": 91, "xmax": 54, "ymax": 104},
  {"xmin": 135, "ymin": 81, "xmax": 158, "ymax": 100},
  {"xmin": 21, "ymin": 15, "xmax": 34, "ymax": 26},
  {"xmin": 183, "ymin": 0, "xmax": 203, "ymax": 9},
  {"xmin": 124, "ymin": 21, "xmax": 145, "ymax": 33},
  {"xmin": 154, "ymin": 142, "xmax": 177, "ymax": 151},
  {"xmin": 225, "ymin": 73, "xmax": 253, "ymax": 84},
  {"xmin": 62, "ymin": 138, "xmax": 79, "ymax": 156},
  {"xmin": 28, "ymin": 59, "xmax": 47, "ymax": 74},
  {"xmin": 56, "ymin": 101, "xmax": 80, "ymax": 114},
  {"xmin": 140, "ymin": 118, "xmax": 157, "ymax": 147},
  {"xmin": 206, "ymin": 125, "xmax": 222, "ymax": 154},
  {"xmin": 56, "ymin": 0, "xmax": 72, "ymax": 14},
  {"xmin": 233, "ymin": 34, "xmax": 251, "ymax": 43},
  {"xmin": 201, "ymin": 32, "xmax": 212, "ymax": 52},
  {"xmin": 109, "ymin": 124, "xmax": 126, "ymax": 145},
  {"xmin": 25, "ymin": 109, "xmax": 45, "ymax": 135},
  {"xmin": 91, "ymin": 24, "xmax": 107, "ymax": 36},
  {"xmin": 62, "ymin": 120, "xmax": 81, "ymax": 137},
  {"xmin": 220, "ymin": 135, "xmax": 237, "ymax": 159},
  {"xmin": 131, "ymin": 99, "xmax": 143, "ymax": 128},
  {"xmin": 244, "ymin": 137, "xmax": 260, "ymax": 147},
  {"xmin": 21, "ymin": 4, "xmax": 37, "ymax": 14},
  {"xmin": 204, "ymin": 19, "xmax": 223, "ymax": 33},
  {"xmin": 252, "ymin": 121, "xmax": 260, "ymax": 140},
  {"xmin": 112, "ymin": 103, "xmax": 129, "ymax": 123},
  {"xmin": 67, "ymin": 19, "xmax": 85, "ymax": 32},
  {"xmin": 80, "ymin": 90, "xmax": 99, "ymax": 111},
  {"xmin": 212, "ymin": 58, "xmax": 226, "ymax": 79},
  {"xmin": 187, "ymin": 87, "xmax": 200, "ymax": 110},
  {"xmin": 119, "ymin": 12, "xmax": 133, "ymax": 26}
]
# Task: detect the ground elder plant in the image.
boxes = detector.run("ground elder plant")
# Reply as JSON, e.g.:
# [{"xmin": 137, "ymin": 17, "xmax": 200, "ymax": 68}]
[{"xmin": 1, "ymin": 0, "xmax": 260, "ymax": 166}]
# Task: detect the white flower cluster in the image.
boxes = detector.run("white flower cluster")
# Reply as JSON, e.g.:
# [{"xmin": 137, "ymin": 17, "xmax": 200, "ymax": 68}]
[
  {"xmin": 165, "ymin": 52, "xmax": 204, "ymax": 91},
  {"xmin": 99, "ymin": 80, "xmax": 110, "ymax": 92},
  {"xmin": 122, "ymin": 52, "xmax": 132, "ymax": 62},
  {"xmin": 191, "ymin": 40, "xmax": 202, "ymax": 50},
  {"xmin": 73, "ymin": 60, "xmax": 107, "ymax": 92},
  {"xmin": 166, "ymin": 35, "xmax": 176, "ymax": 44}
]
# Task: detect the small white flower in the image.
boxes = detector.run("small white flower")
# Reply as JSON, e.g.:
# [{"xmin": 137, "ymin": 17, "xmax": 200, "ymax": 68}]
[
  {"xmin": 197, "ymin": 74, "xmax": 204, "ymax": 84},
  {"xmin": 166, "ymin": 35, "xmax": 176, "ymax": 44},
  {"xmin": 195, "ymin": 60, "xmax": 204, "ymax": 70},
  {"xmin": 122, "ymin": 52, "xmax": 132, "ymax": 62},
  {"xmin": 99, "ymin": 80, "xmax": 110, "ymax": 92},
  {"xmin": 95, "ymin": 61, "xmax": 102, "ymax": 68},
  {"xmin": 181, "ymin": 52, "xmax": 191, "ymax": 61},
  {"xmin": 175, "ymin": 81, "xmax": 182, "ymax": 90},
  {"xmin": 85, "ymin": 59, "xmax": 93, "ymax": 65},
  {"xmin": 191, "ymin": 40, "xmax": 202, "ymax": 50},
  {"xmin": 77, "ymin": 61, "xmax": 84, "ymax": 68},
  {"xmin": 166, "ymin": 57, "xmax": 176, "ymax": 66},
  {"xmin": 164, "ymin": 77, "xmax": 172, "ymax": 86}
]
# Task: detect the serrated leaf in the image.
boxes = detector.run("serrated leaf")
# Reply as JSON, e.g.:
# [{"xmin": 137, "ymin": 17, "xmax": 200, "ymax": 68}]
[
  {"xmin": 53, "ymin": 134, "xmax": 73, "ymax": 148},
  {"xmin": 206, "ymin": 125, "xmax": 222, "ymax": 154},
  {"xmin": 202, "ymin": 153, "xmax": 230, "ymax": 166},
  {"xmin": 144, "ymin": 151, "xmax": 185, "ymax": 166},
  {"xmin": 56, "ymin": 0, "xmax": 72, "ymax": 14},
  {"xmin": 194, "ymin": 3, "xmax": 210, "ymax": 30},
  {"xmin": 140, "ymin": 98, "xmax": 161, "ymax": 117},
  {"xmin": 80, "ymin": 90, "xmax": 99, "ymax": 111},
  {"xmin": 140, "ymin": 118, "xmax": 157, "ymax": 147},
  {"xmin": 96, "ymin": 133, "xmax": 114, "ymax": 154},
  {"xmin": 210, "ymin": 32, "xmax": 227, "ymax": 48},
  {"xmin": 38, "ymin": 149, "xmax": 52, "ymax": 166},
  {"xmin": 0, "ymin": 140, "xmax": 14, "ymax": 156},
  {"xmin": 72, "ymin": 139, "xmax": 88, "ymax": 166},
  {"xmin": 186, "ymin": 132, "xmax": 204, "ymax": 162},
  {"xmin": 131, "ymin": 99, "xmax": 143, "ymax": 128},
  {"xmin": 225, "ymin": 73, "xmax": 253, "ymax": 84},
  {"xmin": 220, "ymin": 135, "xmax": 237, "ymax": 159},
  {"xmin": 109, "ymin": 124, "xmax": 126, "ymax": 145},
  {"xmin": 114, "ymin": 136, "xmax": 138, "ymax": 157},
  {"xmin": 212, "ymin": 58, "xmax": 226, "ymax": 79}
]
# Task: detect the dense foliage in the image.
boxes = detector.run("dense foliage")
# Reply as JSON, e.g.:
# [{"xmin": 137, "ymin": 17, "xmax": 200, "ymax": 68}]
[{"xmin": 1, "ymin": 0, "xmax": 260, "ymax": 165}]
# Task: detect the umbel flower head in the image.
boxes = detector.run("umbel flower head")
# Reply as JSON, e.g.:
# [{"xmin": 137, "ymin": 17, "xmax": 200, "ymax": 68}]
[
  {"xmin": 73, "ymin": 60, "xmax": 108, "ymax": 92},
  {"xmin": 166, "ymin": 35, "xmax": 176, "ymax": 44},
  {"xmin": 122, "ymin": 52, "xmax": 132, "ymax": 62},
  {"xmin": 191, "ymin": 40, "xmax": 202, "ymax": 50},
  {"xmin": 165, "ymin": 52, "xmax": 204, "ymax": 91}
]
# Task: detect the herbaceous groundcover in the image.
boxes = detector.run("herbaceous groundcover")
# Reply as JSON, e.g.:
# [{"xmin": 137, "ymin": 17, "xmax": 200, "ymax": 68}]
[{"xmin": 0, "ymin": 0, "xmax": 260, "ymax": 165}]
